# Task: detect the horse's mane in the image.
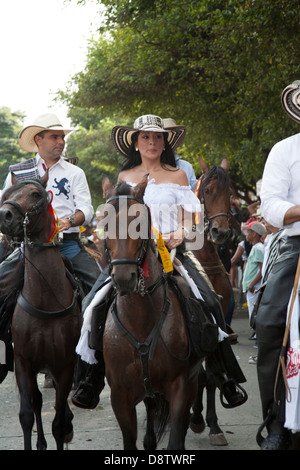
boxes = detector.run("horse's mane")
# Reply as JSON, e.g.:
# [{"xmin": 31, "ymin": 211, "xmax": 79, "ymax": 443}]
[
  {"xmin": 201, "ymin": 166, "xmax": 230, "ymax": 198},
  {"xmin": 115, "ymin": 181, "xmax": 132, "ymax": 196},
  {"xmin": 106, "ymin": 181, "xmax": 135, "ymax": 209}
]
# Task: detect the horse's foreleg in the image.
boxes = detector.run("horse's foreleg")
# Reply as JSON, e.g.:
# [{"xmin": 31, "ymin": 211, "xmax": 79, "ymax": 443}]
[
  {"xmin": 168, "ymin": 377, "xmax": 196, "ymax": 450},
  {"xmin": 52, "ymin": 370, "xmax": 74, "ymax": 450},
  {"xmin": 189, "ymin": 365, "xmax": 206, "ymax": 434},
  {"xmin": 205, "ymin": 367, "xmax": 228, "ymax": 446},
  {"xmin": 110, "ymin": 387, "xmax": 138, "ymax": 450},
  {"xmin": 143, "ymin": 397, "xmax": 157, "ymax": 450},
  {"xmin": 15, "ymin": 361, "xmax": 47, "ymax": 450}
]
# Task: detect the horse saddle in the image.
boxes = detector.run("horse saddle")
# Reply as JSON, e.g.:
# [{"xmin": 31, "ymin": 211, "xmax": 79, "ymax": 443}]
[{"xmin": 168, "ymin": 274, "xmax": 219, "ymax": 357}]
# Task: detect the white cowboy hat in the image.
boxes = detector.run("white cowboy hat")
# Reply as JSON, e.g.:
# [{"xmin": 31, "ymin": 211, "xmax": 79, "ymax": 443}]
[
  {"xmin": 112, "ymin": 114, "xmax": 186, "ymax": 156},
  {"xmin": 281, "ymin": 81, "xmax": 300, "ymax": 124},
  {"xmin": 18, "ymin": 113, "xmax": 73, "ymax": 152}
]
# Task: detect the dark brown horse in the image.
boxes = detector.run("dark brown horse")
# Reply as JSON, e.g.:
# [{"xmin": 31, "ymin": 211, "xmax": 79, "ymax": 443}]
[
  {"xmin": 0, "ymin": 173, "xmax": 82, "ymax": 450},
  {"xmin": 193, "ymin": 158, "xmax": 233, "ymax": 315},
  {"xmin": 100, "ymin": 176, "xmax": 214, "ymax": 450},
  {"xmin": 189, "ymin": 159, "xmax": 235, "ymax": 446}
]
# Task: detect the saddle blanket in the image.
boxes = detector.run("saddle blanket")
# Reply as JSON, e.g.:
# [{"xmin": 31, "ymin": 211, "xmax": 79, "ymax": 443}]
[{"xmin": 76, "ymin": 259, "xmax": 228, "ymax": 365}]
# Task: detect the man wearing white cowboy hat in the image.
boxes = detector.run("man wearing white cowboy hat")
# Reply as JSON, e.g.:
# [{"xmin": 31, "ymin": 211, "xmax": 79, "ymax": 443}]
[
  {"xmin": 0, "ymin": 113, "xmax": 102, "ymax": 387},
  {"xmin": 256, "ymin": 81, "xmax": 300, "ymax": 449},
  {"xmin": 3, "ymin": 112, "xmax": 100, "ymax": 292}
]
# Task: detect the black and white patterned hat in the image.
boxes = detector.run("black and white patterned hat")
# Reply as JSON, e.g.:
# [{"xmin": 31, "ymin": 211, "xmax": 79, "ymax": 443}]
[
  {"xmin": 112, "ymin": 114, "xmax": 186, "ymax": 156},
  {"xmin": 281, "ymin": 81, "xmax": 300, "ymax": 124}
]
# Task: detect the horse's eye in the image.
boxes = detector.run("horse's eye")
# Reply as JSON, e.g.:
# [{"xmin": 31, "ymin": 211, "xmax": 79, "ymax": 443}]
[{"xmin": 204, "ymin": 188, "xmax": 210, "ymax": 195}]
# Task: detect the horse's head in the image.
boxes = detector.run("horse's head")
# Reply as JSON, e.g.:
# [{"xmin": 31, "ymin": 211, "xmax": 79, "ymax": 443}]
[
  {"xmin": 0, "ymin": 172, "xmax": 50, "ymax": 241},
  {"xmin": 198, "ymin": 163, "xmax": 231, "ymax": 244},
  {"xmin": 101, "ymin": 175, "xmax": 151, "ymax": 295}
]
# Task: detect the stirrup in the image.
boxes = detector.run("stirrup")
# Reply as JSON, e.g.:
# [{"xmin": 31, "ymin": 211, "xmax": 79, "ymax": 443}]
[
  {"xmin": 220, "ymin": 379, "xmax": 248, "ymax": 409},
  {"xmin": 256, "ymin": 409, "xmax": 273, "ymax": 447}
]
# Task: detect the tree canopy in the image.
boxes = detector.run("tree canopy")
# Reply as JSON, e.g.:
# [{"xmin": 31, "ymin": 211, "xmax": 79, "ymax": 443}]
[
  {"xmin": 60, "ymin": 0, "xmax": 300, "ymax": 201},
  {"xmin": 0, "ymin": 108, "xmax": 26, "ymax": 189}
]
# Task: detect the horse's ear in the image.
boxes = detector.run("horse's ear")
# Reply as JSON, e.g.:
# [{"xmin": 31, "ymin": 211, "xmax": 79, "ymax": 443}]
[
  {"xmin": 131, "ymin": 174, "xmax": 148, "ymax": 200},
  {"xmin": 10, "ymin": 172, "xmax": 18, "ymax": 185},
  {"xmin": 102, "ymin": 176, "xmax": 114, "ymax": 200},
  {"xmin": 39, "ymin": 169, "xmax": 49, "ymax": 188},
  {"xmin": 220, "ymin": 158, "xmax": 229, "ymax": 173},
  {"xmin": 198, "ymin": 156, "xmax": 209, "ymax": 174}
]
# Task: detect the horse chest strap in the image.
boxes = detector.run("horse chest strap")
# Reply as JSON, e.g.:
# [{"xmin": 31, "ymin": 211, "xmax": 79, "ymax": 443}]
[
  {"xmin": 111, "ymin": 284, "xmax": 170, "ymax": 397},
  {"xmin": 17, "ymin": 289, "xmax": 79, "ymax": 319}
]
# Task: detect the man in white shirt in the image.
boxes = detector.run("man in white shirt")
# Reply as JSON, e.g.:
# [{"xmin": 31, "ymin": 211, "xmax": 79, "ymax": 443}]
[
  {"xmin": 256, "ymin": 81, "xmax": 300, "ymax": 450},
  {"xmin": 3, "ymin": 113, "xmax": 101, "ymax": 294},
  {"xmin": 0, "ymin": 114, "xmax": 102, "ymax": 387}
]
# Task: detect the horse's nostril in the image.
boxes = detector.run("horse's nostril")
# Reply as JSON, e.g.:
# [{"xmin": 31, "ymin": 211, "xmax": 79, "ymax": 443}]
[
  {"xmin": 112, "ymin": 270, "xmax": 137, "ymax": 295},
  {"xmin": 5, "ymin": 210, "xmax": 13, "ymax": 222}
]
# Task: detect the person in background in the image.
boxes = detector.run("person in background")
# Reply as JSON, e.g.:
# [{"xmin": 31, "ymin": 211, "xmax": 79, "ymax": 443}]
[{"xmin": 242, "ymin": 221, "xmax": 266, "ymax": 328}]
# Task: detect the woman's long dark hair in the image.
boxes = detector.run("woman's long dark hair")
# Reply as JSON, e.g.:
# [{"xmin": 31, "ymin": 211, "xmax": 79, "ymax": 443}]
[{"xmin": 120, "ymin": 132, "xmax": 178, "ymax": 171}]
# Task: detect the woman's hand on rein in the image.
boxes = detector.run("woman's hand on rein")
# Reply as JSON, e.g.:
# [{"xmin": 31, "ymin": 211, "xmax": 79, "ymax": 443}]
[{"xmin": 162, "ymin": 228, "xmax": 186, "ymax": 250}]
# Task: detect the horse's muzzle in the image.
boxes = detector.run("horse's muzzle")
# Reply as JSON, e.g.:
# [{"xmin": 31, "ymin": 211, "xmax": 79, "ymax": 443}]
[
  {"xmin": 209, "ymin": 226, "xmax": 231, "ymax": 244},
  {"xmin": 0, "ymin": 207, "xmax": 23, "ymax": 236},
  {"xmin": 111, "ymin": 267, "xmax": 138, "ymax": 296}
]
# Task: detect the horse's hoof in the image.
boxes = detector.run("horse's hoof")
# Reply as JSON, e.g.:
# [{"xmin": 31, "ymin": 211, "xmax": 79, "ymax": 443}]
[
  {"xmin": 64, "ymin": 430, "xmax": 74, "ymax": 444},
  {"xmin": 189, "ymin": 420, "xmax": 205, "ymax": 434},
  {"xmin": 209, "ymin": 432, "xmax": 228, "ymax": 446}
]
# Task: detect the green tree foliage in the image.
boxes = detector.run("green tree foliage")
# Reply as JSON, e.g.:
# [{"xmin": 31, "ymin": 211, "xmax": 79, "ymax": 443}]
[
  {"xmin": 65, "ymin": 116, "xmax": 124, "ymax": 208},
  {"xmin": 0, "ymin": 108, "xmax": 27, "ymax": 189},
  {"xmin": 62, "ymin": 0, "xmax": 300, "ymax": 200}
]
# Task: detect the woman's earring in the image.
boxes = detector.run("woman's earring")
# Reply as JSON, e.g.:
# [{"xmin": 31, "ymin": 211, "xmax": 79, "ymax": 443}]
[{"xmin": 136, "ymin": 148, "xmax": 139, "ymax": 152}]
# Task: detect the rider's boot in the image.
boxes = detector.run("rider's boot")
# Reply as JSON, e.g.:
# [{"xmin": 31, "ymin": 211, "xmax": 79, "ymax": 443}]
[
  {"xmin": 72, "ymin": 352, "xmax": 105, "ymax": 409},
  {"xmin": 206, "ymin": 343, "xmax": 248, "ymax": 409}
]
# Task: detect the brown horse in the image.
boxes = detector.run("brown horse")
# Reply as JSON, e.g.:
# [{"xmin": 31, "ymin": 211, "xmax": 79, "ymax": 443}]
[
  {"xmin": 189, "ymin": 159, "xmax": 236, "ymax": 446},
  {"xmin": 193, "ymin": 159, "xmax": 233, "ymax": 315},
  {"xmin": 0, "ymin": 173, "xmax": 82, "ymax": 450},
  {"xmin": 100, "ymin": 176, "xmax": 216, "ymax": 450}
]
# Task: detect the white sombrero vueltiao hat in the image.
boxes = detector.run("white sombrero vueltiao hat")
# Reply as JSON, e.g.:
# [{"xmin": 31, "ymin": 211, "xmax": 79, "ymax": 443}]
[
  {"xmin": 18, "ymin": 113, "xmax": 73, "ymax": 152},
  {"xmin": 281, "ymin": 81, "xmax": 300, "ymax": 124},
  {"xmin": 112, "ymin": 114, "xmax": 187, "ymax": 156}
]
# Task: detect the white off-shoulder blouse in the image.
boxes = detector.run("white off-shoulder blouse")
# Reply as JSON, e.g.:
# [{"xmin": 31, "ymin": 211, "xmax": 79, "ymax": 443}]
[{"xmin": 129, "ymin": 179, "xmax": 201, "ymax": 234}]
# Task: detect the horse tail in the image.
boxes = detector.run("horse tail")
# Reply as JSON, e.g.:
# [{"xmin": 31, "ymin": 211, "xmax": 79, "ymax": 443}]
[{"xmin": 143, "ymin": 395, "xmax": 169, "ymax": 449}]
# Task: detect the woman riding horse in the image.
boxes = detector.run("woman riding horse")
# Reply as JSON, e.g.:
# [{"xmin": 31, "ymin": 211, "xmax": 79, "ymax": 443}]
[{"xmin": 74, "ymin": 114, "xmax": 247, "ymax": 412}]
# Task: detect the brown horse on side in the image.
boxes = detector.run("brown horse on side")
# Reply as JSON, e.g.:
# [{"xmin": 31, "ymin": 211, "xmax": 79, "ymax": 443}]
[
  {"xmin": 193, "ymin": 158, "xmax": 233, "ymax": 316},
  {"xmin": 101, "ymin": 176, "xmax": 215, "ymax": 450},
  {"xmin": 189, "ymin": 159, "xmax": 237, "ymax": 446},
  {"xmin": 0, "ymin": 173, "xmax": 82, "ymax": 450}
]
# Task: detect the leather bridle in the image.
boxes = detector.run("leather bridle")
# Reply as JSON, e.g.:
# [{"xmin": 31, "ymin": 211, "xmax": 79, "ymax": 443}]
[
  {"xmin": 104, "ymin": 194, "xmax": 151, "ymax": 271},
  {"xmin": 1, "ymin": 180, "xmax": 57, "ymax": 247}
]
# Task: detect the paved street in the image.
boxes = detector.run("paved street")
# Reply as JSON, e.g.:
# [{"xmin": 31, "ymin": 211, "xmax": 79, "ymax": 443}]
[{"xmin": 0, "ymin": 306, "xmax": 262, "ymax": 451}]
